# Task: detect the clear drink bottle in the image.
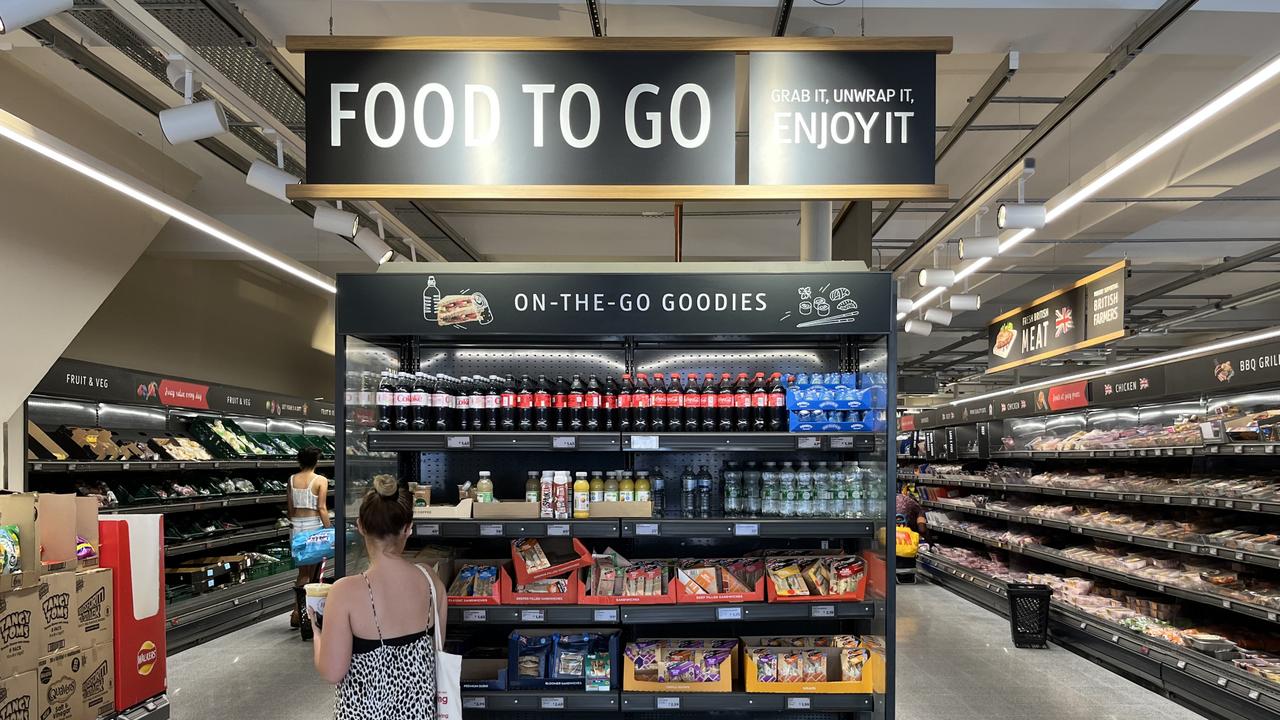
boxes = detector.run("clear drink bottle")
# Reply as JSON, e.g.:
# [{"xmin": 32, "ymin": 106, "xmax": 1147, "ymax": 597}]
[
  {"xmin": 760, "ymin": 462, "xmax": 780, "ymax": 517},
  {"xmin": 778, "ymin": 462, "xmax": 797, "ymax": 517},
  {"xmin": 813, "ymin": 461, "xmax": 832, "ymax": 518},
  {"xmin": 796, "ymin": 461, "xmax": 814, "ymax": 517},
  {"xmin": 680, "ymin": 465, "xmax": 697, "ymax": 518},
  {"xmin": 722, "ymin": 462, "xmax": 742, "ymax": 517},
  {"xmin": 743, "ymin": 461, "xmax": 762, "ymax": 517}
]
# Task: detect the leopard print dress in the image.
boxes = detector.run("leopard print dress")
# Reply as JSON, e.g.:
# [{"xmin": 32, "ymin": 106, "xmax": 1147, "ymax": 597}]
[{"xmin": 334, "ymin": 573, "xmax": 437, "ymax": 720}]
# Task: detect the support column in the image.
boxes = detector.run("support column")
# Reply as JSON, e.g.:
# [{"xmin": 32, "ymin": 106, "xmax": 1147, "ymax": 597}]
[
  {"xmin": 833, "ymin": 200, "xmax": 873, "ymax": 264},
  {"xmin": 799, "ymin": 200, "xmax": 833, "ymax": 261}
]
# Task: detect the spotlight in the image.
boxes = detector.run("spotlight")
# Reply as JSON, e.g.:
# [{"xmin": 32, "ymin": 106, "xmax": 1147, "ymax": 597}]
[
  {"xmin": 959, "ymin": 236, "xmax": 1000, "ymax": 260},
  {"xmin": 164, "ymin": 59, "xmax": 202, "ymax": 94},
  {"xmin": 923, "ymin": 308, "xmax": 953, "ymax": 326},
  {"xmin": 897, "ymin": 298, "xmax": 914, "ymax": 314},
  {"xmin": 158, "ymin": 100, "xmax": 228, "ymax": 144},
  {"xmin": 313, "ymin": 205, "xmax": 359, "ymax": 238},
  {"xmin": 949, "ymin": 295, "xmax": 982, "ymax": 312},
  {"xmin": 918, "ymin": 268, "xmax": 956, "ymax": 288},
  {"xmin": 352, "ymin": 228, "xmax": 394, "ymax": 265},
  {"xmin": 246, "ymin": 159, "xmax": 300, "ymax": 202},
  {"xmin": 904, "ymin": 320, "xmax": 933, "ymax": 336},
  {"xmin": 997, "ymin": 202, "xmax": 1046, "ymax": 230},
  {"xmin": 0, "ymin": 0, "xmax": 71, "ymax": 34}
]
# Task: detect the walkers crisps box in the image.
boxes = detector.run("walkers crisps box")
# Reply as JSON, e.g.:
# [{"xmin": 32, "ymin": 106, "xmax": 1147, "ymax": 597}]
[
  {"xmin": 39, "ymin": 571, "xmax": 77, "ymax": 656},
  {"xmin": 37, "ymin": 648, "xmax": 81, "ymax": 720},
  {"xmin": 0, "ymin": 671, "xmax": 37, "ymax": 720},
  {"xmin": 77, "ymin": 642, "xmax": 114, "ymax": 719},
  {"xmin": 0, "ymin": 584, "xmax": 42, "ymax": 676},
  {"xmin": 75, "ymin": 569, "xmax": 113, "ymax": 650}
]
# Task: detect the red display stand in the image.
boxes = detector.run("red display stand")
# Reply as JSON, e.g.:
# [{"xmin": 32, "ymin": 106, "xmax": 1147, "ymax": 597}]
[{"xmin": 98, "ymin": 516, "xmax": 167, "ymax": 713}]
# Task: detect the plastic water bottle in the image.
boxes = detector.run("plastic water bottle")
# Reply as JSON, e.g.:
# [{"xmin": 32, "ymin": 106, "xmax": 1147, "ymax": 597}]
[
  {"xmin": 795, "ymin": 461, "xmax": 814, "ymax": 517},
  {"xmin": 761, "ymin": 462, "xmax": 780, "ymax": 517},
  {"xmin": 864, "ymin": 463, "xmax": 885, "ymax": 520},
  {"xmin": 813, "ymin": 462, "xmax": 833, "ymax": 518},
  {"xmin": 830, "ymin": 461, "xmax": 849, "ymax": 518},
  {"xmin": 844, "ymin": 462, "xmax": 864, "ymax": 518},
  {"xmin": 779, "ymin": 462, "xmax": 797, "ymax": 517},
  {"xmin": 680, "ymin": 465, "xmax": 697, "ymax": 518},
  {"xmin": 722, "ymin": 462, "xmax": 742, "ymax": 518},
  {"xmin": 743, "ymin": 461, "xmax": 762, "ymax": 517}
]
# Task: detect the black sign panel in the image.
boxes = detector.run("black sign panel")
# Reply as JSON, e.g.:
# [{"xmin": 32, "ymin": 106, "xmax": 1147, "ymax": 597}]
[
  {"xmin": 306, "ymin": 51, "xmax": 735, "ymax": 185},
  {"xmin": 914, "ymin": 409, "xmax": 938, "ymax": 430},
  {"xmin": 992, "ymin": 391, "xmax": 1039, "ymax": 420},
  {"xmin": 1165, "ymin": 339, "xmax": 1280, "ymax": 394},
  {"xmin": 33, "ymin": 358, "xmax": 335, "ymax": 422},
  {"xmin": 1090, "ymin": 367, "xmax": 1165, "ymax": 405},
  {"xmin": 748, "ymin": 52, "xmax": 936, "ymax": 185},
  {"xmin": 988, "ymin": 261, "xmax": 1127, "ymax": 373},
  {"xmin": 337, "ymin": 271, "xmax": 891, "ymax": 336},
  {"xmin": 962, "ymin": 403, "xmax": 992, "ymax": 424}
]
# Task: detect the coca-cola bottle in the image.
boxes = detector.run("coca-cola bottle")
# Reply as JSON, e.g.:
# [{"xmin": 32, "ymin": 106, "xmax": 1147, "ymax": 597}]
[
  {"xmin": 701, "ymin": 373, "xmax": 718, "ymax": 432},
  {"xmin": 567, "ymin": 374, "xmax": 586, "ymax": 431},
  {"xmin": 733, "ymin": 372, "xmax": 751, "ymax": 432},
  {"xmin": 516, "ymin": 374, "xmax": 534, "ymax": 431},
  {"xmin": 750, "ymin": 372, "xmax": 768, "ymax": 432},
  {"xmin": 485, "ymin": 375, "xmax": 501, "ymax": 431},
  {"xmin": 394, "ymin": 372, "xmax": 412, "ymax": 431},
  {"xmin": 585, "ymin": 374, "xmax": 603, "ymax": 431},
  {"xmin": 376, "ymin": 371, "xmax": 394, "ymax": 431},
  {"xmin": 603, "ymin": 376, "xmax": 620, "ymax": 431},
  {"xmin": 500, "ymin": 375, "xmax": 518, "ymax": 431},
  {"xmin": 618, "ymin": 373, "xmax": 634, "ymax": 432},
  {"xmin": 411, "ymin": 373, "xmax": 429, "ymax": 431},
  {"xmin": 768, "ymin": 372, "xmax": 788, "ymax": 431},
  {"xmin": 429, "ymin": 375, "xmax": 448, "ymax": 431},
  {"xmin": 632, "ymin": 373, "xmax": 650, "ymax": 431},
  {"xmin": 650, "ymin": 373, "xmax": 667, "ymax": 432},
  {"xmin": 469, "ymin": 376, "xmax": 486, "ymax": 431},
  {"xmin": 532, "ymin": 371, "xmax": 552, "ymax": 427},
  {"xmin": 684, "ymin": 373, "xmax": 701, "ymax": 431},
  {"xmin": 716, "ymin": 372, "xmax": 734, "ymax": 431},
  {"xmin": 552, "ymin": 375, "xmax": 569, "ymax": 430},
  {"xmin": 455, "ymin": 376, "xmax": 471, "ymax": 431},
  {"xmin": 666, "ymin": 374, "xmax": 684, "ymax": 431}
]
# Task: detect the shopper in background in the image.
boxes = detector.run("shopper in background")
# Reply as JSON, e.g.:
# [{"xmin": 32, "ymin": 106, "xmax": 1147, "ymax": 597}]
[
  {"xmin": 289, "ymin": 447, "xmax": 331, "ymax": 636},
  {"xmin": 896, "ymin": 482, "xmax": 926, "ymax": 535},
  {"xmin": 310, "ymin": 476, "xmax": 448, "ymax": 720}
]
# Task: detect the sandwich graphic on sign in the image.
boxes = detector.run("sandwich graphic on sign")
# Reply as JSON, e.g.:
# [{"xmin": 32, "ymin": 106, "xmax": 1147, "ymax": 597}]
[{"xmin": 993, "ymin": 322, "xmax": 1017, "ymax": 359}]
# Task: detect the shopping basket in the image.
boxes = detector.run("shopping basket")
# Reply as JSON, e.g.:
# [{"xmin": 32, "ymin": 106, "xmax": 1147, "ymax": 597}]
[{"xmin": 1006, "ymin": 583, "xmax": 1052, "ymax": 649}]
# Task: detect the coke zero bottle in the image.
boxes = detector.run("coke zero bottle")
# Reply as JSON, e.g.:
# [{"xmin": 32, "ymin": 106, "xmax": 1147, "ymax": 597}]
[
  {"xmin": 500, "ymin": 375, "xmax": 517, "ymax": 431},
  {"xmin": 552, "ymin": 375, "xmax": 568, "ymax": 430},
  {"xmin": 603, "ymin": 375, "xmax": 619, "ymax": 431},
  {"xmin": 585, "ymin": 374, "xmax": 602, "ymax": 431},
  {"xmin": 534, "ymin": 374, "xmax": 552, "ymax": 431},
  {"xmin": 568, "ymin": 374, "xmax": 586, "ymax": 431}
]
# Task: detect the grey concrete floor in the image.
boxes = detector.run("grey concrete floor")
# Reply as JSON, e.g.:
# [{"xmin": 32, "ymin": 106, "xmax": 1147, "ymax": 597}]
[{"xmin": 166, "ymin": 583, "xmax": 1206, "ymax": 719}]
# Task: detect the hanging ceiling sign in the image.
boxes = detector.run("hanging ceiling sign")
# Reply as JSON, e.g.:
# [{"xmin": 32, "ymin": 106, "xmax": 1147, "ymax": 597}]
[
  {"xmin": 987, "ymin": 260, "xmax": 1128, "ymax": 374},
  {"xmin": 285, "ymin": 36, "xmax": 949, "ymax": 201}
]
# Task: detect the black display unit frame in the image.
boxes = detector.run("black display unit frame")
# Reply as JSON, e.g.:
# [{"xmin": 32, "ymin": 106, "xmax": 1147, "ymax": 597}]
[{"xmin": 333, "ymin": 262, "xmax": 897, "ymax": 719}]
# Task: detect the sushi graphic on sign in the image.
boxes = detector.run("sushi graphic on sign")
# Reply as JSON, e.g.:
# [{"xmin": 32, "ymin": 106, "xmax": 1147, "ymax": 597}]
[{"xmin": 782, "ymin": 284, "xmax": 859, "ymax": 328}]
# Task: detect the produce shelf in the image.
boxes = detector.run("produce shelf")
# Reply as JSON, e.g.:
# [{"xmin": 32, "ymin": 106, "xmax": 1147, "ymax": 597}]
[
  {"xmin": 167, "ymin": 572, "xmax": 300, "ymax": 652},
  {"xmin": 104, "ymin": 490, "xmax": 334, "ymax": 516},
  {"xmin": 919, "ymin": 552, "xmax": 1280, "ymax": 720},
  {"xmin": 979, "ymin": 443, "xmax": 1280, "ymax": 460},
  {"xmin": 922, "ymin": 500, "xmax": 1280, "ymax": 571},
  {"xmin": 447, "ymin": 601, "xmax": 877, "ymax": 626},
  {"xmin": 913, "ymin": 474, "xmax": 1280, "ymax": 517},
  {"xmin": 164, "ymin": 527, "xmax": 291, "ymax": 558},
  {"xmin": 927, "ymin": 523, "xmax": 1280, "ymax": 626},
  {"xmin": 28, "ymin": 459, "xmax": 334, "ymax": 472}
]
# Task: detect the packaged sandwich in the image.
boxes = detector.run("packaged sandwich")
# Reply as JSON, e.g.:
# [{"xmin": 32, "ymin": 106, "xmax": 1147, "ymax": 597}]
[
  {"xmin": 831, "ymin": 557, "xmax": 866, "ymax": 595},
  {"xmin": 779, "ymin": 652, "xmax": 805, "ymax": 682},
  {"xmin": 518, "ymin": 577, "xmax": 569, "ymax": 594},
  {"xmin": 517, "ymin": 634, "xmax": 554, "ymax": 678},
  {"xmin": 841, "ymin": 648, "xmax": 870, "ymax": 682},
  {"xmin": 753, "ymin": 650, "xmax": 778, "ymax": 682},
  {"xmin": 513, "ymin": 538, "xmax": 551, "ymax": 572},
  {"xmin": 552, "ymin": 633, "xmax": 593, "ymax": 679},
  {"xmin": 767, "ymin": 560, "xmax": 809, "ymax": 596},
  {"xmin": 802, "ymin": 559, "xmax": 831, "ymax": 596},
  {"xmin": 804, "ymin": 650, "xmax": 827, "ymax": 682}
]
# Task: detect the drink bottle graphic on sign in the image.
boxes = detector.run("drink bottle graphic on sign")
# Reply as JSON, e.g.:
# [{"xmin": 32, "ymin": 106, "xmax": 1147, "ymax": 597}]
[{"xmin": 422, "ymin": 275, "xmax": 441, "ymax": 321}]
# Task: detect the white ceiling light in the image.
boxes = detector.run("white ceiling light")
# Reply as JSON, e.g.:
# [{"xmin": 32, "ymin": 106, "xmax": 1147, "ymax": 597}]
[
  {"xmin": 918, "ymin": 268, "xmax": 956, "ymax": 288},
  {"xmin": 0, "ymin": 0, "xmax": 71, "ymax": 34},
  {"xmin": 950, "ymin": 294, "xmax": 982, "ymax": 312},
  {"xmin": 158, "ymin": 99, "xmax": 228, "ymax": 144},
  {"xmin": 313, "ymin": 205, "xmax": 359, "ymax": 238},
  {"xmin": 897, "ymin": 298, "xmax": 914, "ymax": 315},
  {"xmin": 904, "ymin": 320, "xmax": 933, "ymax": 336},
  {"xmin": 0, "ymin": 105, "xmax": 334, "ymax": 293},
  {"xmin": 996, "ymin": 202, "xmax": 1046, "ymax": 230},
  {"xmin": 958, "ymin": 236, "xmax": 1000, "ymax": 260},
  {"xmin": 246, "ymin": 159, "xmax": 300, "ymax": 202},
  {"xmin": 164, "ymin": 59, "xmax": 203, "ymax": 94},
  {"xmin": 923, "ymin": 308, "xmax": 953, "ymax": 326},
  {"xmin": 353, "ymin": 227, "xmax": 394, "ymax": 265}
]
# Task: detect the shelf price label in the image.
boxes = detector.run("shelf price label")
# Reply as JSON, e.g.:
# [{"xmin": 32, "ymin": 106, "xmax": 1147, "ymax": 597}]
[
  {"xmin": 656, "ymin": 697, "xmax": 681, "ymax": 710},
  {"xmin": 463, "ymin": 697, "xmax": 487, "ymax": 709},
  {"xmin": 630, "ymin": 435, "xmax": 660, "ymax": 450},
  {"xmin": 786, "ymin": 697, "xmax": 812, "ymax": 710},
  {"xmin": 716, "ymin": 607, "xmax": 743, "ymax": 621},
  {"xmin": 734, "ymin": 523, "xmax": 760, "ymax": 537},
  {"xmin": 520, "ymin": 609, "xmax": 546, "ymax": 622},
  {"xmin": 635, "ymin": 523, "xmax": 660, "ymax": 536},
  {"xmin": 810, "ymin": 605, "xmax": 836, "ymax": 618},
  {"xmin": 416, "ymin": 523, "xmax": 441, "ymax": 537},
  {"xmin": 552, "ymin": 435, "xmax": 577, "ymax": 450},
  {"xmin": 547, "ymin": 524, "xmax": 570, "ymax": 537},
  {"xmin": 461, "ymin": 609, "xmax": 487, "ymax": 623},
  {"xmin": 594, "ymin": 609, "xmax": 618, "ymax": 623},
  {"xmin": 446, "ymin": 435, "xmax": 472, "ymax": 449},
  {"xmin": 540, "ymin": 697, "xmax": 565, "ymax": 710},
  {"xmin": 828, "ymin": 435, "xmax": 854, "ymax": 449},
  {"xmin": 796, "ymin": 436, "xmax": 821, "ymax": 450},
  {"xmin": 479, "ymin": 524, "xmax": 504, "ymax": 537}
]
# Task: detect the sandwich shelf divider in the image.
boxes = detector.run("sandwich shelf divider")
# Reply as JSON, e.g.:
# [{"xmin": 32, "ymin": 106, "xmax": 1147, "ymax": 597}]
[{"xmin": 919, "ymin": 551, "xmax": 1280, "ymax": 720}]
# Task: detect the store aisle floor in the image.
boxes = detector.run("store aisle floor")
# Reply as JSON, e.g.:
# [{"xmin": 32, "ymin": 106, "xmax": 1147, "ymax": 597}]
[
  {"xmin": 897, "ymin": 582, "xmax": 1202, "ymax": 720},
  {"xmin": 167, "ymin": 585, "xmax": 1206, "ymax": 720}
]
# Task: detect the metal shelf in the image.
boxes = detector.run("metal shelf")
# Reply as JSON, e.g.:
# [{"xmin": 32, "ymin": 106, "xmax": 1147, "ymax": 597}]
[
  {"xmin": 923, "ymin": 500, "xmax": 1280, "ymax": 571},
  {"xmin": 105, "ymin": 493, "xmax": 288, "ymax": 515},
  {"xmin": 448, "ymin": 602, "xmax": 877, "ymax": 626},
  {"xmin": 461, "ymin": 691, "xmax": 619, "ymax": 712},
  {"xmin": 623, "ymin": 432, "xmax": 877, "ymax": 452},
  {"xmin": 164, "ymin": 527, "xmax": 291, "ymax": 557},
  {"xmin": 914, "ymin": 474, "xmax": 1280, "ymax": 517},
  {"xmin": 367, "ymin": 431, "xmax": 876, "ymax": 453},
  {"xmin": 620, "ymin": 692, "xmax": 874, "ymax": 713},
  {"xmin": 114, "ymin": 695, "xmax": 171, "ymax": 720},
  {"xmin": 984, "ymin": 444, "xmax": 1280, "ymax": 460},
  {"xmin": 29, "ymin": 459, "xmax": 332, "ymax": 472},
  {"xmin": 369, "ymin": 431, "xmax": 622, "ymax": 452},
  {"xmin": 621, "ymin": 518, "xmax": 875, "ymax": 539},
  {"xmin": 413, "ymin": 519, "xmax": 620, "ymax": 539}
]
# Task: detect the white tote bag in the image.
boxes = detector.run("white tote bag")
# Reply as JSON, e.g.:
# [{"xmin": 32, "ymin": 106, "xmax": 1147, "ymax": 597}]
[{"xmin": 422, "ymin": 566, "xmax": 463, "ymax": 720}]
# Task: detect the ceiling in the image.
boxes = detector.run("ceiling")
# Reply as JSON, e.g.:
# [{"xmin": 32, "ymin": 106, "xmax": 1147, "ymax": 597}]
[{"xmin": 10, "ymin": 0, "xmax": 1280, "ymax": 399}]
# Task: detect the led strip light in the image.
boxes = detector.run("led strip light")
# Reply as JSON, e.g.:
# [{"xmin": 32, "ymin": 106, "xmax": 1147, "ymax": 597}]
[
  {"xmin": 899, "ymin": 53, "xmax": 1280, "ymax": 321},
  {"xmin": 0, "ymin": 107, "xmax": 337, "ymax": 294}
]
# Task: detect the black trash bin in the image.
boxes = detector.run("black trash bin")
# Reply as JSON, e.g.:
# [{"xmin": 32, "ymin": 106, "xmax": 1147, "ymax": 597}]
[{"xmin": 1006, "ymin": 583, "xmax": 1052, "ymax": 649}]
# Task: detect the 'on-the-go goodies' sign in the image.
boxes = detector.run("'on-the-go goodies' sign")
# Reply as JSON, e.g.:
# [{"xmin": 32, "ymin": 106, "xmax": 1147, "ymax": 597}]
[{"xmin": 289, "ymin": 37, "xmax": 947, "ymax": 198}]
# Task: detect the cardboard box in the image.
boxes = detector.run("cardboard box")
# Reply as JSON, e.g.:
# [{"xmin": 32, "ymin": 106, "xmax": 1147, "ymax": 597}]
[
  {"xmin": 742, "ymin": 645, "xmax": 872, "ymax": 694},
  {"xmin": 622, "ymin": 639, "xmax": 737, "ymax": 693},
  {"xmin": 587, "ymin": 501, "xmax": 652, "ymax": 518},
  {"xmin": 507, "ymin": 628, "xmax": 620, "ymax": 691},
  {"xmin": 0, "ymin": 585, "xmax": 42, "ymax": 676},
  {"xmin": 0, "ymin": 670, "xmax": 37, "ymax": 720},
  {"xmin": 0, "ymin": 493, "xmax": 39, "ymax": 592},
  {"xmin": 36, "ymin": 648, "xmax": 82, "ymax": 720},
  {"xmin": 413, "ymin": 498, "xmax": 473, "ymax": 519},
  {"xmin": 38, "ymin": 494, "xmax": 79, "ymax": 575},
  {"xmin": 27, "ymin": 421, "xmax": 69, "ymax": 461},
  {"xmin": 472, "ymin": 500, "xmax": 540, "ymax": 520},
  {"xmin": 75, "ymin": 569, "xmax": 113, "ymax": 650},
  {"xmin": 74, "ymin": 499, "xmax": 100, "ymax": 570},
  {"xmin": 510, "ymin": 537, "xmax": 592, "ymax": 586},
  {"xmin": 77, "ymin": 642, "xmax": 114, "ymax": 720},
  {"xmin": 39, "ymin": 571, "xmax": 77, "ymax": 656}
]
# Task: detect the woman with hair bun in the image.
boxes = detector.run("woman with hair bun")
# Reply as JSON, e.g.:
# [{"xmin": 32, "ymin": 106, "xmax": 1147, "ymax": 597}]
[{"xmin": 309, "ymin": 475, "xmax": 448, "ymax": 720}]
